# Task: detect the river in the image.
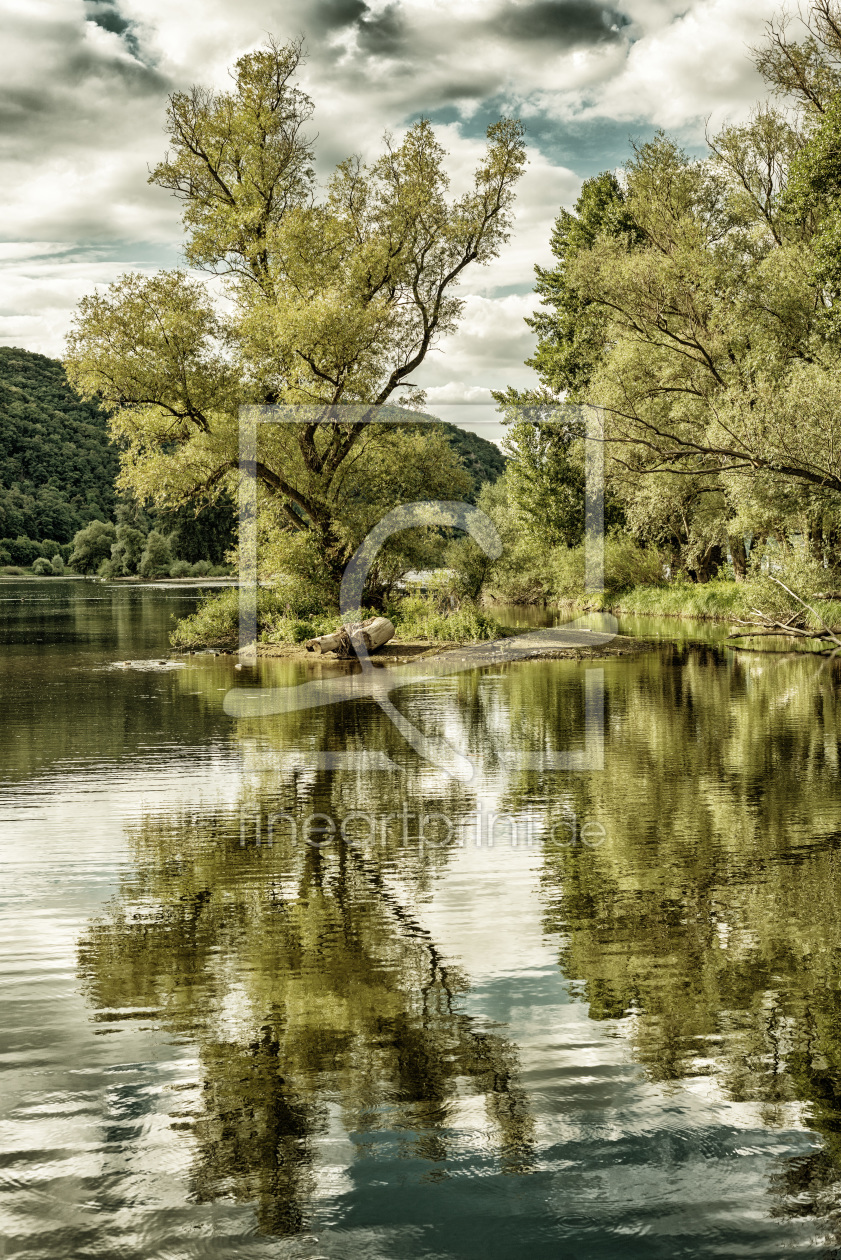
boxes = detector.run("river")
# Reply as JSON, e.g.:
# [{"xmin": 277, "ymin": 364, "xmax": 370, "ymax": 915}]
[{"xmin": 2, "ymin": 578, "xmax": 841, "ymax": 1258}]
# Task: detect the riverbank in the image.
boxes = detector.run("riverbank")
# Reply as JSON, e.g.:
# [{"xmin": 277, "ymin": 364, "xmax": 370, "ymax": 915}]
[{"xmin": 555, "ymin": 577, "xmax": 841, "ymax": 630}]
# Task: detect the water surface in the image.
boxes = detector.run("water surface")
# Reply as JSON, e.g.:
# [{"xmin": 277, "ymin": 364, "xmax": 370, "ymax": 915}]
[{"xmin": 2, "ymin": 580, "xmax": 841, "ymax": 1257}]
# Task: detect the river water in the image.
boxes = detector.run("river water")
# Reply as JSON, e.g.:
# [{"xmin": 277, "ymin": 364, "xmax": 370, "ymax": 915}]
[{"xmin": 2, "ymin": 578, "xmax": 841, "ymax": 1258}]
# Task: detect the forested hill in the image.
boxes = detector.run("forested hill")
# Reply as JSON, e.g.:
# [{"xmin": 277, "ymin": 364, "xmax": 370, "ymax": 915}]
[
  {"xmin": 0, "ymin": 347, "xmax": 505, "ymax": 563},
  {"xmin": 0, "ymin": 346, "xmax": 118, "ymax": 548},
  {"xmin": 435, "ymin": 421, "xmax": 506, "ymax": 498}
]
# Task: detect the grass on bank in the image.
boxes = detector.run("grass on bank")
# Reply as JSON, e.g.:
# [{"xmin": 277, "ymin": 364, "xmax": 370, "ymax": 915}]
[
  {"xmin": 562, "ymin": 576, "xmax": 841, "ymax": 635},
  {"xmin": 170, "ymin": 587, "xmax": 507, "ymax": 652}
]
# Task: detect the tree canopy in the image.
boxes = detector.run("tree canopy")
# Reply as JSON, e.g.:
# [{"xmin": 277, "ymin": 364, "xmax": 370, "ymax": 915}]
[
  {"xmin": 65, "ymin": 40, "xmax": 525, "ymax": 596},
  {"xmin": 499, "ymin": 0, "xmax": 841, "ymax": 579}
]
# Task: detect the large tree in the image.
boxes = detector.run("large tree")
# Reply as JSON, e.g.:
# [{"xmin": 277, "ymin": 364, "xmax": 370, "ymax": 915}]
[
  {"xmin": 505, "ymin": 2, "xmax": 841, "ymax": 577},
  {"xmin": 65, "ymin": 40, "xmax": 526, "ymax": 591}
]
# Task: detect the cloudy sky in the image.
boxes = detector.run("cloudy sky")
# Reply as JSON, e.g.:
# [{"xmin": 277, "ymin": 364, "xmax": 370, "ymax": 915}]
[{"xmin": 0, "ymin": 0, "xmax": 781, "ymax": 408}]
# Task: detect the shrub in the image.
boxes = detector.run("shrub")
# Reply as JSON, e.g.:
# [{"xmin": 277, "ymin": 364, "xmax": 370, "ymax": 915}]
[
  {"xmin": 388, "ymin": 594, "xmax": 504, "ymax": 642},
  {"xmin": 1, "ymin": 565, "xmax": 25, "ymax": 575},
  {"xmin": 603, "ymin": 535, "xmax": 667, "ymax": 592},
  {"xmin": 190, "ymin": 559, "xmax": 212, "ymax": 577},
  {"xmin": 50, "ymin": 554, "xmax": 64, "ymax": 575},
  {"xmin": 170, "ymin": 559, "xmax": 192, "ymax": 578},
  {"xmin": 8, "ymin": 536, "xmax": 42, "ymax": 567},
  {"xmin": 171, "ymin": 586, "xmax": 298, "ymax": 649},
  {"xmin": 32, "ymin": 557, "xmax": 52, "ymax": 576},
  {"xmin": 97, "ymin": 558, "xmax": 117, "ymax": 580},
  {"xmin": 208, "ymin": 564, "xmax": 230, "ymax": 576},
  {"xmin": 743, "ymin": 541, "xmax": 841, "ymax": 628}
]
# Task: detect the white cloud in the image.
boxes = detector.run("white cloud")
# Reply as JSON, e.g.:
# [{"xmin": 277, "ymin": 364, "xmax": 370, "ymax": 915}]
[{"xmin": 0, "ymin": 0, "xmax": 790, "ymax": 387}]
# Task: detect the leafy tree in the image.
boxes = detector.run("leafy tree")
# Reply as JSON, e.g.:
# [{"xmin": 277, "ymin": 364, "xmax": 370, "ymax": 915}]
[
  {"xmin": 496, "ymin": 3, "xmax": 841, "ymax": 582},
  {"xmin": 138, "ymin": 530, "xmax": 173, "ymax": 578},
  {"xmin": 110, "ymin": 523, "xmax": 146, "ymax": 576},
  {"xmin": 492, "ymin": 177, "xmax": 634, "ymax": 567},
  {"xmin": 68, "ymin": 520, "xmax": 116, "ymax": 574},
  {"xmin": 64, "ymin": 40, "xmax": 526, "ymax": 596}
]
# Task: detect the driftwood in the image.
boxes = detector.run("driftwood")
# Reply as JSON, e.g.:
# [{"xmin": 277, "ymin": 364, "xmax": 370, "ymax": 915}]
[
  {"xmin": 305, "ymin": 616, "xmax": 395, "ymax": 658},
  {"xmin": 726, "ymin": 578, "xmax": 841, "ymax": 652}
]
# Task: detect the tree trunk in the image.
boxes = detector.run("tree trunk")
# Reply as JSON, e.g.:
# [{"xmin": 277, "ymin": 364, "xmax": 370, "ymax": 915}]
[
  {"xmin": 691, "ymin": 544, "xmax": 724, "ymax": 584},
  {"xmin": 808, "ymin": 516, "xmax": 824, "ymax": 563},
  {"xmin": 729, "ymin": 535, "xmax": 748, "ymax": 582},
  {"xmin": 305, "ymin": 616, "xmax": 395, "ymax": 657}
]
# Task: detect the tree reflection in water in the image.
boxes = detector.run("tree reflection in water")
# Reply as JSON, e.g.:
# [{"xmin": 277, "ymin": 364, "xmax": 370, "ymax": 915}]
[
  {"xmin": 529, "ymin": 646, "xmax": 841, "ymax": 1243},
  {"xmin": 76, "ymin": 639, "xmax": 841, "ymax": 1244},
  {"xmin": 77, "ymin": 794, "xmax": 535, "ymax": 1235}
]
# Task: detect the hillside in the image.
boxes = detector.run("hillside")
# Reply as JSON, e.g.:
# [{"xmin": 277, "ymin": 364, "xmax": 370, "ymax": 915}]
[
  {"xmin": 0, "ymin": 346, "xmax": 118, "ymax": 555},
  {"xmin": 436, "ymin": 421, "xmax": 506, "ymax": 500},
  {"xmin": 0, "ymin": 348, "xmax": 505, "ymax": 567}
]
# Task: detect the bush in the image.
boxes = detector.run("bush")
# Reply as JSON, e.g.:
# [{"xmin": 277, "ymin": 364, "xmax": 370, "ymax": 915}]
[
  {"xmin": 50, "ymin": 554, "xmax": 64, "ymax": 575},
  {"xmin": 603, "ymin": 535, "xmax": 667, "ymax": 592},
  {"xmin": 1, "ymin": 565, "xmax": 25, "ymax": 575},
  {"xmin": 388, "ymin": 594, "xmax": 505, "ymax": 642},
  {"xmin": 32, "ymin": 557, "xmax": 52, "ymax": 575},
  {"xmin": 170, "ymin": 559, "xmax": 192, "ymax": 578},
  {"xmin": 171, "ymin": 586, "xmax": 297, "ymax": 649},
  {"xmin": 97, "ymin": 558, "xmax": 117, "ymax": 581},
  {"xmin": 8, "ymin": 536, "xmax": 42, "ymax": 567},
  {"xmin": 208, "ymin": 564, "xmax": 230, "ymax": 576},
  {"xmin": 190, "ymin": 559, "xmax": 212, "ymax": 577},
  {"xmin": 743, "ymin": 541, "xmax": 841, "ymax": 628}
]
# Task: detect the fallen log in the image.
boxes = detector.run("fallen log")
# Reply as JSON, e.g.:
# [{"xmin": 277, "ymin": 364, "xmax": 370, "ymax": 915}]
[{"xmin": 305, "ymin": 616, "xmax": 395, "ymax": 658}]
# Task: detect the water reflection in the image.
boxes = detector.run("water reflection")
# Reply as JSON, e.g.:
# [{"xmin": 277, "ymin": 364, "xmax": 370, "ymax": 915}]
[
  {"xmin": 8, "ymin": 580, "xmax": 841, "ymax": 1254},
  {"xmin": 77, "ymin": 801, "xmax": 535, "ymax": 1235},
  {"xmin": 535, "ymin": 645, "xmax": 841, "ymax": 1240}
]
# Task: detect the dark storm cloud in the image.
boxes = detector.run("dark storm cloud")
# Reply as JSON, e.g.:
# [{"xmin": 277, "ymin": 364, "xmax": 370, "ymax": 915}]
[
  {"xmin": 357, "ymin": 5, "xmax": 407, "ymax": 56},
  {"xmin": 310, "ymin": 0, "xmax": 627, "ymax": 61},
  {"xmin": 492, "ymin": 0, "xmax": 628, "ymax": 46},
  {"xmin": 310, "ymin": 0, "xmax": 369, "ymax": 31}
]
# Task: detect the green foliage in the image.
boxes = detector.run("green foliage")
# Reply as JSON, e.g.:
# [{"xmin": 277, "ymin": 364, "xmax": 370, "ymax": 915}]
[
  {"xmin": 65, "ymin": 39, "xmax": 526, "ymax": 600},
  {"xmin": 523, "ymin": 171, "xmax": 644, "ymax": 402},
  {"xmin": 171, "ymin": 583, "xmax": 505, "ymax": 650},
  {"xmin": 601, "ymin": 578, "xmax": 751, "ymax": 619},
  {"xmin": 31, "ymin": 557, "xmax": 52, "ymax": 576},
  {"xmin": 170, "ymin": 586, "xmax": 245, "ymax": 649},
  {"xmin": 434, "ymin": 421, "xmax": 506, "ymax": 501},
  {"xmin": 139, "ymin": 530, "xmax": 173, "ymax": 578},
  {"xmin": 0, "ymin": 347, "xmax": 118, "ymax": 546},
  {"xmin": 388, "ymin": 594, "xmax": 504, "ymax": 642},
  {"xmin": 169, "ymin": 559, "xmax": 192, "ymax": 578},
  {"xmin": 69, "ymin": 520, "xmax": 116, "ymax": 574},
  {"xmin": 49, "ymin": 554, "xmax": 64, "ymax": 575},
  {"xmin": 110, "ymin": 523, "xmax": 145, "ymax": 576}
]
